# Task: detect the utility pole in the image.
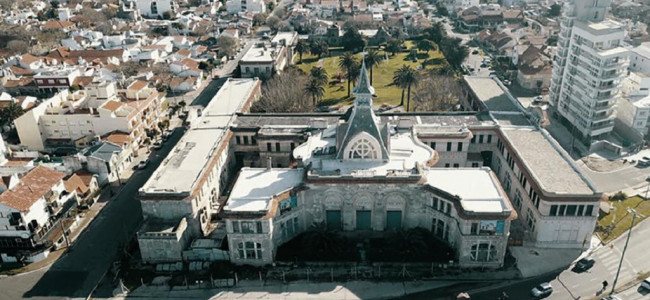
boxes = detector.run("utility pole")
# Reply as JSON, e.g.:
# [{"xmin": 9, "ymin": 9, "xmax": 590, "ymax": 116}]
[
  {"xmin": 59, "ymin": 218, "xmax": 70, "ymax": 248},
  {"xmin": 610, "ymin": 208, "xmax": 644, "ymax": 295}
]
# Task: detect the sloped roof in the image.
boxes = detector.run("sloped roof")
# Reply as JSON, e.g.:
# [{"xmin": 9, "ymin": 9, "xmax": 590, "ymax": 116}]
[
  {"xmin": 64, "ymin": 173, "xmax": 89, "ymax": 194},
  {"xmin": 84, "ymin": 141, "xmax": 122, "ymax": 162},
  {"xmin": 0, "ymin": 166, "xmax": 66, "ymax": 211}
]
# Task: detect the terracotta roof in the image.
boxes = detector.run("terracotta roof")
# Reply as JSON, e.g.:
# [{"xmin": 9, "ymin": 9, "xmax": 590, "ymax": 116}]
[
  {"xmin": 128, "ymin": 80, "xmax": 148, "ymax": 90},
  {"xmin": 101, "ymin": 100, "xmax": 122, "ymax": 112},
  {"xmin": 64, "ymin": 173, "xmax": 89, "ymax": 194},
  {"xmin": 176, "ymin": 49, "xmax": 191, "ymax": 57},
  {"xmin": 4, "ymin": 158, "xmax": 33, "ymax": 166},
  {"xmin": 72, "ymin": 76, "xmax": 94, "ymax": 87},
  {"xmin": 9, "ymin": 65, "xmax": 34, "ymax": 76},
  {"xmin": 0, "ymin": 166, "xmax": 66, "ymax": 211},
  {"xmin": 21, "ymin": 54, "xmax": 41, "ymax": 64},
  {"xmin": 4, "ymin": 77, "xmax": 34, "ymax": 88},
  {"xmin": 42, "ymin": 20, "xmax": 75, "ymax": 29},
  {"xmin": 75, "ymin": 171, "xmax": 95, "ymax": 188},
  {"xmin": 47, "ymin": 48, "xmax": 124, "ymax": 64},
  {"xmin": 104, "ymin": 131, "xmax": 132, "ymax": 145}
]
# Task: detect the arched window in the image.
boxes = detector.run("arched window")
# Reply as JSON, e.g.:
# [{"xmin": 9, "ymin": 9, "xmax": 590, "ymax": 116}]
[
  {"xmin": 237, "ymin": 241, "xmax": 263, "ymax": 260},
  {"xmin": 344, "ymin": 132, "xmax": 381, "ymax": 160},
  {"xmin": 470, "ymin": 242, "xmax": 497, "ymax": 262}
]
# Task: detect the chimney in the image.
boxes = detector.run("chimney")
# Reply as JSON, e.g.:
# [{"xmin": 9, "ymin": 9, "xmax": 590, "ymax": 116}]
[{"xmin": 266, "ymin": 156, "xmax": 272, "ymax": 170}]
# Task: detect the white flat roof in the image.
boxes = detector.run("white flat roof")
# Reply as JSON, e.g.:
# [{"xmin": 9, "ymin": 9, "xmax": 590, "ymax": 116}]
[
  {"xmin": 293, "ymin": 128, "xmax": 433, "ymax": 177},
  {"xmin": 425, "ymin": 168, "xmax": 508, "ymax": 214},
  {"xmin": 271, "ymin": 31, "xmax": 297, "ymax": 44},
  {"xmin": 224, "ymin": 168, "xmax": 304, "ymax": 212},
  {"xmin": 241, "ymin": 44, "xmax": 282, "ymax": 63},
  {"xmin": 140, "ymin": 79, "xmax": 259, "ymax": 195}
]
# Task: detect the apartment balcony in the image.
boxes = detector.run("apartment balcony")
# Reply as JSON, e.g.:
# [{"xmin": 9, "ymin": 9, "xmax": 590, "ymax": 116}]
[{"xmin": 589, "ymin": 121, "xmax": 614, "ymax": 136}]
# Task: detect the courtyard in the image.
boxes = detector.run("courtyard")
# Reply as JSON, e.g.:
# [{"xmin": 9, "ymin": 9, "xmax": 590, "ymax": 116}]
[{"xmin": 295, "ymin": 41, "xmax": 450, "ymax": 108}]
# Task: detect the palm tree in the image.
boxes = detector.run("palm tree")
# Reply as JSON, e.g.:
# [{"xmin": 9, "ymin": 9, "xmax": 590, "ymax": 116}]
[
  {"xmin": 392, "ymin": 65, "xmax": 420, "ymax": 111},
  {"xmin": 310, "ymin": 40, "xmax": 328, "ymax": 59},
  {"xmin": 338, "ymin": 52, "xmax": 359, "ymax": 98},
  {"xmin": 304, "ymin": 78, "xmax": 326, "ymax": 106},
  {"xmin": 388, "ymin": 227, "xmax": 430, "ymax": 261},
  {"xmin": 364, "ymin": 48, "xmax": 382, "ymax": 85},
  {"xmin": 301, "ymin": 222, "xmax": 342, "ymax": 260},
  {"xmin": 295, "ymin": 40, "xmax": 308, "ymax": 63},
  {"xmin": 309, "ymin": 66, "xmax": 328, "ymax": 86},
  {"xmin": 348, "ymin": 60, "xmax": 361, "ymax": 87},
  {"xmin": 0, "ymin": 102, "xmax": 24, "ymax": 127}
]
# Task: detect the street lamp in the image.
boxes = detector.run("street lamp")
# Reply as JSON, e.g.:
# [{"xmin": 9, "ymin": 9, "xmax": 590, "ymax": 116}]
[{"xmin": 610, "ymin": 208, "xmax": 645, "ymax": 295}]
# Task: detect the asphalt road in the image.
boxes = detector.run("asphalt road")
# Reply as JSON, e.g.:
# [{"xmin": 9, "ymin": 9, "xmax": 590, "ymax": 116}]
[
  {"xmin": 548, "ymin": 217, "xmax": 650, "ymax": 300},
  {"xmin": 0, "ymin": 127, "xmax": 186, "ymax": 300}
]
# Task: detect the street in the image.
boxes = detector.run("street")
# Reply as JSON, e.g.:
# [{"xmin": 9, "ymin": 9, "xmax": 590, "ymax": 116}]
[{"xmin": 0, "ymin": 127, "xmax": 186, "ymax": 300}]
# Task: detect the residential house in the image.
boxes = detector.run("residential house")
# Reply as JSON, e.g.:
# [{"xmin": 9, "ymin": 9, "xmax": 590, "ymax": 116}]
[
  {"xmin": 0, "ymin": 166, "xmax": 74, "ymax": 264},
  {"xmin": 239, "ymin": 32, "xmax": 297, "ymax": 78},
  {"xmin": 170, "ymin": 58, "xmax": 203, "ymax": 78},
  {"xmin": 41, "ymin": 20, "xmax": 76, "ymax": 32},
  {"xmin": 170, "ymin": 76, "xmax": 201, "ymax": 92},
  {"xmin": 516, "ymin": 46, "xmax": 552, "ymax": 92},
  {"xmin": 135, "ymin": 0, "xmax": 179, "ymax": 18},
  {"xmin": 63, "ymin": 171, "xmax": 99, "ymax": 206}
]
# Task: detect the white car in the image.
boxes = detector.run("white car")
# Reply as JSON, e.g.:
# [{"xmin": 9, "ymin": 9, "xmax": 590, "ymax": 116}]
[
  {"xmin": 531, "ymin": 282, "xmax": 553, "ymax": 298},
  {"xmin": 603, "ymin": 295, "xmax": 621, "ymax": 300},
  {"xmin": 137, "ymin": 159, "xmax": 149, "ymax": 170},
  {"xmin": 642, "ymin": 278, "xmax": 650, "ymax": 290}
]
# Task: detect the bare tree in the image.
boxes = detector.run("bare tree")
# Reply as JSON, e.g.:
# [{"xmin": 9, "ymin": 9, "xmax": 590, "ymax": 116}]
[
  {"xmin": 6, "ymin": 40, "xmax": 29, "ymax": 54},
  {"xmin": 411, "ymin": 75, "xmax": 465, "ymax": 112},
  {"xmin": 251, "ymin": 68, "xmax": 313, "ymax": 113}
]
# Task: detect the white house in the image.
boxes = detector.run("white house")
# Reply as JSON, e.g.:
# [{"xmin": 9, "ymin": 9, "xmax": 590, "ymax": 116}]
[
  {"xmin": 135, "ymin": 0, "xmax": 179, "ymax": 18},
  {"xmin": 0, "ymin": 166, "xmax": 73, "ymax": 263},
  {"xmin": 226, "ymin": 0, "xmax": 266, "ymax": 14}
]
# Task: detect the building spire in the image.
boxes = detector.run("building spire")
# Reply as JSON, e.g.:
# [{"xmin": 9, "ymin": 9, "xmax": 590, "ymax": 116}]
[{"xmin": 353, "ymin": 53, "xmax": 373, "ymax": 96}]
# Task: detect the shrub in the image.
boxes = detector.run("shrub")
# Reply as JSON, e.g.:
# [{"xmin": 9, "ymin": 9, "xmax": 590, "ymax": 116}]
[{"xmin": 609, "ymin": 191, "xmax": 627, "ymax": 201}]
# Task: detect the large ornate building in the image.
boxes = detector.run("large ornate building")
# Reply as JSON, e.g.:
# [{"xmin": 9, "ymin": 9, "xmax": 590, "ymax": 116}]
[{"xmin": 138, "ymin": 65, "xmax": 602, "ymax": 269}]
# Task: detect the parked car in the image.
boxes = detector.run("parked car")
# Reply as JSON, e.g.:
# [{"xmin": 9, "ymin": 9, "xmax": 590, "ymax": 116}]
[
  {"xmin": 641, "ymin": 278, "xmax": 650, "ymax": 290},
  {"xmin": 137, "ymin": 159, "xmax": 149, "ymax": 170},
  {"xmin": 603, "ymin": 295, "xmax": 621, "ymax": 300},
  {"xmin": 637, "ymin": 157, "xmax": 650, "ymax": 167},
  {"xmin": 472, "ymin": 49, "xmax": 479, "ymax": 55},
  {"xmin": 573, "ymin": 257, "xmax": 595, "ymax": 272},
  {"xmin": 531, "ymin": 282, "xmax": 553, "ymax": 298},
  {"xmin": 152, "ymin": 140, "xmax": 163, "ymax": 150}
]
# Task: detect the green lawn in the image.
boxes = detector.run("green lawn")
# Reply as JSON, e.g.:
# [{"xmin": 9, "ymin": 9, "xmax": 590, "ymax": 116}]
[
  {"xmin": 596, "ymin": 196, "xmax": 650, "ymax": 243},
  {"xmin": 294, "ymin": 41, "xmax": 448, "ymax": 108}
]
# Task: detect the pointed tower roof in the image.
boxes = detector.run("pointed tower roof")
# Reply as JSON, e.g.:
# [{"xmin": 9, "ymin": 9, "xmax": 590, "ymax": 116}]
[{"xmin": 353, "ymin": 57, "xmax": 373, "ymax": 95}]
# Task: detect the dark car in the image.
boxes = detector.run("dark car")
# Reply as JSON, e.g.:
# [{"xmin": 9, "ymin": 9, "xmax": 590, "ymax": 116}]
[
  {"xmin": 472, "ymin": 50, "xmax": 479, "ymax": 55},
  {"xmin": 573, "ymin": 257, "xmax": 595, "ymax": 272}
]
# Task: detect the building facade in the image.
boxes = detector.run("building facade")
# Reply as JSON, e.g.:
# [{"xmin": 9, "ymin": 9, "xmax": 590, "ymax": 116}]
[{"xmin": 549, "ymin": 0, "xmax": 629, "ymax": 144}]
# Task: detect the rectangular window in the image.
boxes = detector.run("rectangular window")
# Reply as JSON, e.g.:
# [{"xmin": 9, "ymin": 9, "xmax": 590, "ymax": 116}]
[
  {"xmin": 430, "ymin": 142, "xmax": 436, "ymax": 149},
  {"xmin": 566, "ymin": 205, "xmax": 577, "ymax": 216},
  {"xmin": 243, "ymin": 136, "xmax": 249, "ymax": 145},
  {"xmin": 453, "ymin": 163, "xmax": 459, "ymax": 168},
  {"xmin": 232, "ymin": 221, "xmax": 239, "ymax": 233},
  {"xmin": 446, "ymin": 142, "xmax": 452, "ymax": 151},
  {"xmin": 479, "ymin": 135, "xmax": 484, "ymax": 143},
  {"xmin": 266, "ymin": 143, "xmax": 272, "ymax": 152},
  {"xmin": 577, "ymin": 205, "xmax": 584, "ymax": 216},
  {"xmin": 251, "ymin": 136, "xmax": 257, "ymax": 145},
  {"xmin": 457, "ymin": 142, "xmax": 463, "ymax": 152},
  {"xmin": 256, "ymin": 221, "xmax": 263, "ymax": 233},
  {"xmin": 558, "ymin": 205, "xmax": 566, "ymax": 216},
  {"xmin": 487, "ymin": 135, "xmax": 492, "ymax": 143},
  {"xmin": 275, "ymin": 142, "xmax": 281, "ymax": 152},
  {"xmin": 471, "ymin": 135, "xmax": 476, "ymax": 143},
  {"xmin": 585, "ymin": 205, "xmax": 594, "ymax": 216},
  {"xmin": 236, "ymin": 136, "xmax": 241, "ymax": 144},
  {"xmin": 445, "ymin": 163, "xmax": 450, "ymax": 168},
  {"xmin": 241, "ymin": 221, "xmax": 257, "ymax": 233},
  {"xmin": 550, "ymin": 205, "xmax": 558, "ymax": 216},
  {"xmin": 471, "ymin": 162, "xmax": 479, "ymax": 167},
  {"xmin": 432, "ymin": 197, "xmax": 439, "ymax": 210},
  {"xmin": 470, "ymin": 222, "xmax": 479, "ymax": 235},
  {"xmin": 290, "ymin": 143, "xmax": 295, "ymax": 150}
]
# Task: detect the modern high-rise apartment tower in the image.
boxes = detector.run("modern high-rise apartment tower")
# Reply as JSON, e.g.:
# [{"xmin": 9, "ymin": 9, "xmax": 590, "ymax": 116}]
[{"xmin": 549, "ymin": 0, "xmax": 628, "ymax": 144}]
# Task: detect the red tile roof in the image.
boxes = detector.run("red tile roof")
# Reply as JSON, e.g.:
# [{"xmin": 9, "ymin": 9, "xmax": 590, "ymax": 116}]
[{"xmin": 0, "ymin": 166, "xmax": 66, "ymax": 211}]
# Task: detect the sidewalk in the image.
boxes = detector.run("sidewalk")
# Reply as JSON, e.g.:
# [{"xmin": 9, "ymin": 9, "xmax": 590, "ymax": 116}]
[
  {"xmin": 2, "ymin": 187, "xmax": 116, "ymax": 275},
  {"xmin": 113, "ymin": 280, "xmax": 455, "ymax": 300}
]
